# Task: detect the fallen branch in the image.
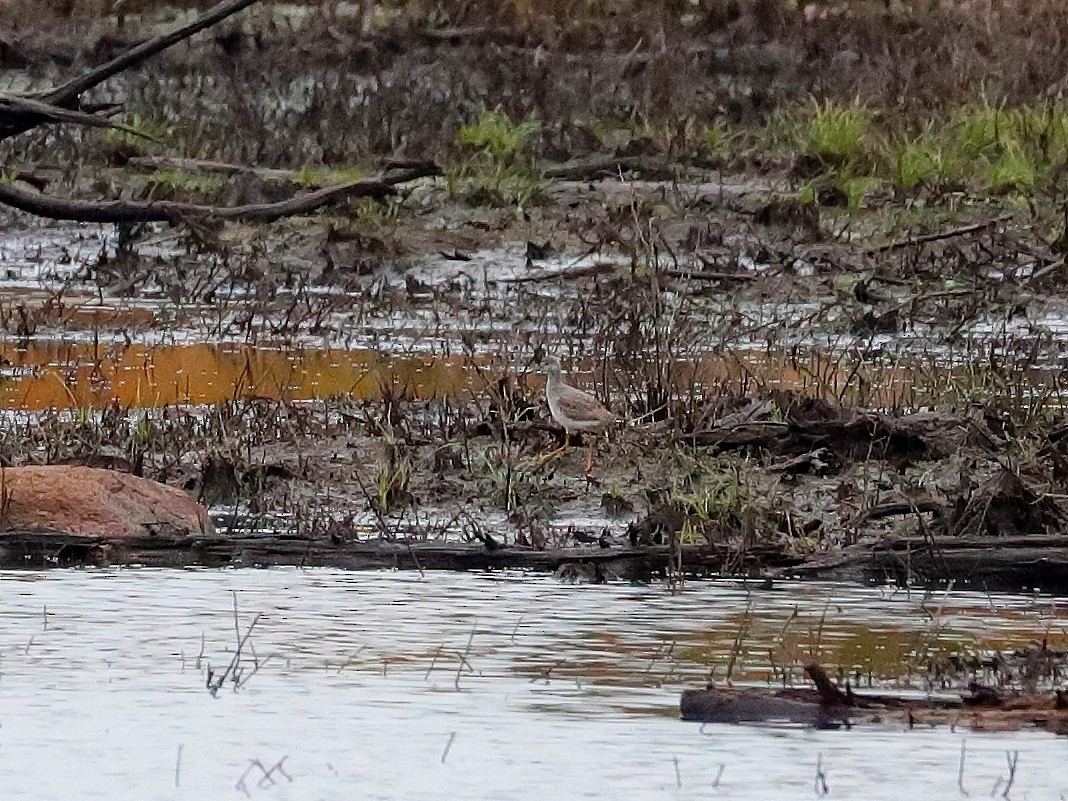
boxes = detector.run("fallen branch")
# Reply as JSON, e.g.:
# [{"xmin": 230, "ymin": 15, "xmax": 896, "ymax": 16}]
[
  {"xmin": 489, "ymin": 262, "xmax": 616, "ymax": 284},
  {"xmin": 854, "ymin": 501, "xmax": 948, "ymax": 522},
  {"xmin": 1024, "ymin": 257, "xmax": 1066, "ymax": 285},
  {"xmin": 0, "ymin": 92, "xmax": 153, "ymax": 140},
  {"xmin": 0, "ymin": 164, "xmax": 439, "ymax": 224},
  {"xmin": 542, "ymin": 156, "xmax": 671, "ymax": 181},
  {"xmin": 1, "ymin": 0, "xmax": 265, "ymax": 140},
  {"xmin": 865, "ymin": 216, "xmax": 1011, "ymax": 255},
  {"xmin": 660, "ymin": 269, "xmax": 758, "ymax": 282},
  {"xmin": 124, "ymin": 155, "xmax": 300, "ymax": 182}
]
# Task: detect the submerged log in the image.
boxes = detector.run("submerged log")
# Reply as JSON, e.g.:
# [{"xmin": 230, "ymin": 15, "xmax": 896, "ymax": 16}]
[
  {"xmin": 788, "ymin": 534, "xmax": 1068, "ymax": 593},
  {"xmin": 0, "ymin": 530, "xmax": 798, "ymax": 576},
  {"xmin": 680, "ymin": 686, "xmax": 852, "ymax": 728},
  {"xmin": 682, "ymin": 664, "xmax": 1068, "ymax": 734}
]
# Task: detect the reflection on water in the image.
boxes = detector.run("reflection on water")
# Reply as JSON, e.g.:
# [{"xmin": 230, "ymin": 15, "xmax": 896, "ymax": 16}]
[
  {"xmin": 0, "ymin": 339, "xmax": 1058, "ymax": 411},
  {"xmin": 0, "ymin": 342, "xmax": 474, "ymax": 409},
  {"xmin": 0, "ymin": 569, "xmax": 1064, "ymax": 800}
]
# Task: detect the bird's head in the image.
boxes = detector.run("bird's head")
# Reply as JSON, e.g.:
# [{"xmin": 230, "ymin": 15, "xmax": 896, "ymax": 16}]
[{"xmin": 541, "ymin": 355, "xmax": 563, "ymax": 376}]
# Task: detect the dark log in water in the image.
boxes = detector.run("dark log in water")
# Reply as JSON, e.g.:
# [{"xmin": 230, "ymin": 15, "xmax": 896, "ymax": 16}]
[
  {"xmin": 788, "ymin": 534, "xmax": 1068, "ymax": 593},
  {"xmin": 682, "ymin": 663, "xmax": 1068, "ymax": 734},
  {"xmin": 0, "ymin": 529, "xmax": 794, "ymax": 579},
  {"xmin": 680, "ymin": 686, "xmax": 853, "ymax": 729}
]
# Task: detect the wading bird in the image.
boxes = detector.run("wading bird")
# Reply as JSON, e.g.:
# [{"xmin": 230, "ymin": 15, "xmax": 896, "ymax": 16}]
[{"xmin": 541, "ymin": 356, "xmax": 616, "ymax": 474}]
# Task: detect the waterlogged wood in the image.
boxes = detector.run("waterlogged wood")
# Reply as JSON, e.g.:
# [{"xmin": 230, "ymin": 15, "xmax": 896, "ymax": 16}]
[
  {"xmin": 680, "ymin": 686, "xmax": 852, "ymax": 727},
  {"xmin": 5, "ymin": 524, "xmax": 1063, "ymax": 592},
  {"xmin": 789, "ymin": 534, "xmax": 1068, "ymax": 592},
  {"xmin": 682, "ymin": 663, "xmax": 1068, "ymax": 734},
  {"xmin": 0, "ymin": 530, "xmax": 768, "ymax": 575}
]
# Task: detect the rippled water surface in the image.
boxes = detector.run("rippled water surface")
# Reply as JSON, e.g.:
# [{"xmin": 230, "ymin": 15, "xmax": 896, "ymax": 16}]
[{"xmin": 1, "ymin": 570, "xmax": 1067, "ymax": 800}]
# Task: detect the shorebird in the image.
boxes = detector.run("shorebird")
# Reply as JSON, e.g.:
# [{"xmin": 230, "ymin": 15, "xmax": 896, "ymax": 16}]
[{"xmin": 541, "ymin": 356, "xmax": 616, "ymax": 473}]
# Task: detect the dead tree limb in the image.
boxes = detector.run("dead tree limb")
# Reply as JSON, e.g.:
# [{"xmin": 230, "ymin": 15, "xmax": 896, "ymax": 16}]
[
  {"xmin": 0, "ymin": 0, "xmax": 265, "ymax": 140},
  {"xmin": 0, "ymin": 92, "xmax": 154, "ymax": 141},
  {"xmin": 124, "ymin": 155, "xmax": 300, "ymax": 182},
  {"xmin": 865, "ymin": 216, "xmax": 1012, "ymax": 255},
  {"xmin": 0, "ymin": 164, "xmax": 439, "ymax": 224}
]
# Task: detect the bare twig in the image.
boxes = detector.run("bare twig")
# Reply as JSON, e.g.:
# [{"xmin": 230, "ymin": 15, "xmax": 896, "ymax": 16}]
[
  {"xmin": 206, "ymin": 594, "xmax": 262, "ymax": 696},
  {"xmin": 814, "ymin": 753, "xmax": 829, "ymax": 796},
  {"xmin": 998, "ymin": 750, "xmax": 1019, "ymax": 799},
  {"xmin": 0, "ymin": 93, "xmax": 153, "ymax": 140},
  {"xmin": 865, "ymin": 216, "xmax": 1011, "ymax": 255}
]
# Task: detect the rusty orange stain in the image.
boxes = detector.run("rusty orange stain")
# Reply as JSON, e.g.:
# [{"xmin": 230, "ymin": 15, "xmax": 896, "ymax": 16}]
[
  {"xmin": 0, "ymin": 339, "xmax": 1003, "ymax": 412},
  {"xmin": 0, "ymin": 342, "xmax": 478, "ymax": 410}
]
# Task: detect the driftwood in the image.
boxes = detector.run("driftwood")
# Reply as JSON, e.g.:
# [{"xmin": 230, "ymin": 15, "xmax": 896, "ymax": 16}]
[
  {"xmin": 0, "ymin": 164, "xmax": 439, "ymax": 224},
  {"xmin": 0, "ymin": 528, "xmax": 801, "ymax": 578},
  {"xmin": 682, "ymin": 663, "xmax": 1068, "ymax": 733},
  {"xmin": 0, "ymin": 0, "xmax": 265, "ymax": 140},
  {"xmin": 679, "ymin": 401, "xmax": 995, "ymax": 465},
  {"xmin": 785, "ymin": 533, "xmax": 1068, "ymax": 592},
  {"xmin": 124, "ymin": 154, "xmax": 302, "ymax": 183},
  {"xmin": 542, "ymin": 156, "xmax": 673, "ymax": 181},
  {"xmin": 864, "ymin": 215, "xmax": 1012, "ymax": 255}
]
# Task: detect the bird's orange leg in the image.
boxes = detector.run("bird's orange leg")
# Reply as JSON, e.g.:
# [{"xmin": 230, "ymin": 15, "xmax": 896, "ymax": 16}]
[
  {"xmin": 537, "ymin": 442, "xmax": 570, "ymax": 465},
  {"xmin": 584, "ymin": 439, "xmax": 595, "ymax": 474}
]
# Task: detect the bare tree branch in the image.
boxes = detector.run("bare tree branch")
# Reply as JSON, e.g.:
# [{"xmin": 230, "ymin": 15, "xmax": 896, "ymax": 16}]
[
  {"xmin": 0, "ymin": 0, "xmax": 265, "ymax": 140},
  {"xmin": 0, "ymin": 93, "xmax": 155, "ymax": 140},
  {"xmin": 0, "ymin": 164, "xmax": 439, "ymax": 224}
]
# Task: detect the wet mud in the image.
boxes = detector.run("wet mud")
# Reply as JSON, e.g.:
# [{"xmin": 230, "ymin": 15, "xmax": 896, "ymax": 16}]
[{"xmin": 2, "ymin": 2, "xmax": 1068, "ymax": 591}]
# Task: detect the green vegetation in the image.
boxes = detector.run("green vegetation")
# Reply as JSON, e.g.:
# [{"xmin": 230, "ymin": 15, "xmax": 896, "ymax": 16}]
[
  {"xmin": 800, "ymin": 99, "xmax": 871, "ymax": 168},
  {"xmin": 779, "ymin": 99, "xmax": 1068, "ymax": 200},
  {"xmin": 446, "ymin": 109, "xmax": 544, "ymax": 207},
  {"xmin": 102, "ymin": 113, "xmax": 173, "ymax": 152},
  {"xmin": 291, "ymin": 165, "xmax": 366, "ymax": 188},
  {"xmin": 146, "ymin": 169, "xmax": 223, "ymax": 196}
]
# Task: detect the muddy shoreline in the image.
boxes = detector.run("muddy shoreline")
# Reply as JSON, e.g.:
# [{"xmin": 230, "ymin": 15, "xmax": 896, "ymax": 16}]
[
  {"xmin": 1, "ymin": 393, "xmax": 1066, "ymax": 593},
  {"xmin": 3, "ymin": 2, "xmax": 1068, "ymax": 591}
]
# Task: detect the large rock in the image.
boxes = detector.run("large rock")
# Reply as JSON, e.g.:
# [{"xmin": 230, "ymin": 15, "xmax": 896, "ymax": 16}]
[{"xmin": 0, "ymin": 466, "xmax": 214, "ymax": 539}]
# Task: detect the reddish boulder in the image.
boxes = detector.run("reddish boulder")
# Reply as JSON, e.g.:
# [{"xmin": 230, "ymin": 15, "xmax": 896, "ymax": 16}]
[{"xmin": 0, "ymin": 466, "xmax": 214, "ymax": 539}]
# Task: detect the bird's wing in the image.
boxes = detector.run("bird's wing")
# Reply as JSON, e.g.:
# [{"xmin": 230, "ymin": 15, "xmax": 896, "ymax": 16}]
[{"xmin": 556, "ymin": 383, "xmax": 614, "ymax": 423}]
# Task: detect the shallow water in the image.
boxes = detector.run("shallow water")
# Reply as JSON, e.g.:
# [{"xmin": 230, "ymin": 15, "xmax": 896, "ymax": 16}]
[
  {"xmin": 2, "ymin": 218, "xmax": 1067, "ymax": 412},
  {"xmin": 0, "ymin": 569, "xmax": 1066, "ymax": 800}
]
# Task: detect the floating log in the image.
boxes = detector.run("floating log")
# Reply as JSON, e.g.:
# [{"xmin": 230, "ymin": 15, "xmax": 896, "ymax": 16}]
[
  {"xmin": 680, "ymin": 685, "xmax": 852, "ymax": 728},
  {"xmin": 787, "ymin": 533, "xmax": 1068, "ymax": 593},
  {"xmin": 0, "ymin": 529, "xmax": 800, "ymax": 577},
  {"xmin": 682, "ymin": 664, "xmax": 1068, "ymax": 734}
]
